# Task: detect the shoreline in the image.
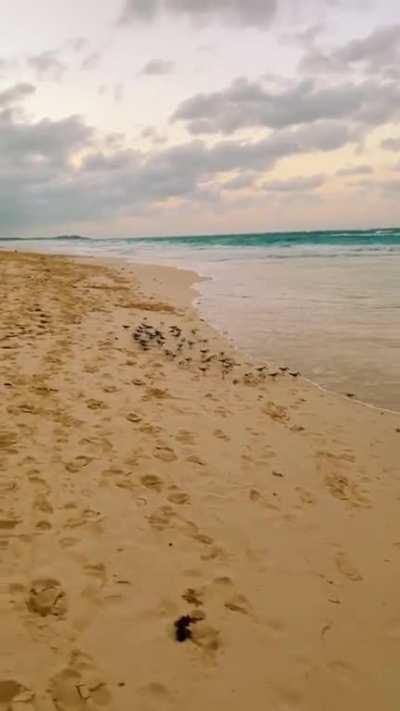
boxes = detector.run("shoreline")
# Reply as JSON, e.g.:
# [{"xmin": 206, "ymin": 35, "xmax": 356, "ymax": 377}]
[
  {"xmin": 96, "ymin": 254, "xmax": 400, "ymax": 417},
  {"xmin": 1, "ymin": 250, "xmax": 400, "ymax": 710},
  {"xmin": 10, "ymin": 246, "xmax": 400, "ymax": 415}
]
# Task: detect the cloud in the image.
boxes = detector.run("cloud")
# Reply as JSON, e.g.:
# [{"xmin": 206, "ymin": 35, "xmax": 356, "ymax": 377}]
[
  {"xmin": 0, "ymin": 99, "xmax": 355, "ymax": 232},
  {"xmin": 0, "ymin": 83, "xmax": 35, "ymax": 108},
  {"xmin": 140, "ymin": 58, "xmax": 174, "ymax": 75},
  {"xmin": 113, "ymin": 83, "xmax": 124, "ymax": 102},
  {"xmin": 172, "ymin": 76, "xmax": 400, "ymax": 135},
  {"xmin": 81, "ymin": 51, "xmax": 102, "ymax": 71},
  {"xmin": 223, "ymin": 172, "xmax": 257, "ymax": 190},
  {"xmin": 118, "ymin": 0, "xmax": 278, "ymax": 27},
  {"xmin": 336, "ymin": 164, "xmax": 373, "ymax": 176},
  {"xmin": 381, "ymin": 137, "xmax": 400, "ymax": 151},
  {"xmin": 300, "ymin": 24, "xmax": 400, "ymax": 79},
  {"xmin": 141, "ymin": 126, "xmax": 167, "ymax": 144},
  {"xmin": 0, "ymin": 107, "xmax": 94, "ymax": 229},
  {"xmin": 68, "ymin": 37, "xmax": 88, "ymax": 53},
  {"xmin": 262, "ymin": 174, "xmax": 326, "ymax": 192},
  {"xmin": 27, "ymin": 50, "xmax": 68, "ymax": 81}
]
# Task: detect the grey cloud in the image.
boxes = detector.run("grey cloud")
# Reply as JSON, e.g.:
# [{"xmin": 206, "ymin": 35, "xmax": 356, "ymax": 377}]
[
  {"xmin": 28, "ymin": 50, "xmax": 68, "ymax": 81},
  {"xmin": 0, "ymin": 114, "xmax": 93, "ymax": 165},
  {"xmin": 336, "ymin": 164, "xmax": 373, "ymax": 176},
  {"xmin": 172, "ymin": 76, "xmax": 400, "ymax": 135},
  {"xmin": 141, "ymin": 126, "xmax": 167, "ymax": 144},
  {"xmin": 381, "ymin": 137, "xmax": 400, "ymax": 151},
  {"xmin": 0, "ymin": 106, "xmax": 353, "ymax": 231},
  {"xmin": 119, "ymin": 0, "xmax": 278, "ymax": 27},
  {"xmin": 375, "ymin": 178, "xmax": 400, "ymax": 195},
  {"xmin": 140, "ymin": 59, "xmax": 174, "ymax": 75},
  {"xmin": 262, "ymin": 174, "xmax": 325, "ymax": 192},
  {"xmin": 223, "ymin": 172, "xmax": 257, "ymax": 190},
  {"xmin": 300, "ymin": 24, "xmax": 400, "ymax": 78},
  {"xmin": 0, "ymin": 83, "xmax": 35, "ymax": 108},
  {"xmin": 0, "ymin": 108, "xmax": 94, "ymax": 230}
]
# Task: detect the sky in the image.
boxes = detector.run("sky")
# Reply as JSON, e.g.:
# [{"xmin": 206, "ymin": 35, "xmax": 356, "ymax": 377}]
[{"xmin": 1, "ymin": 0, "xmax": 400, "ymax": 237}]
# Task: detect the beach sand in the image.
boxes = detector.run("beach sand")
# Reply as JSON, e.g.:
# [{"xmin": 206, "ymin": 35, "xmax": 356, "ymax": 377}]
[{"xmin": 1, "ymin": 250, "xmax": 399, "ymax": 711}]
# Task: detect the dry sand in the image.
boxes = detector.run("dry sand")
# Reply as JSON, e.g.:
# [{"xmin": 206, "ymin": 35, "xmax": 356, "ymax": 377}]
[{"xmin": 0, "ymin": 250, "xmax": 399, "ymax": 711}]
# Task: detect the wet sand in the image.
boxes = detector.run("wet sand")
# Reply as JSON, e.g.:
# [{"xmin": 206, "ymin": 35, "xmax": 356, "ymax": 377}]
[{"xmin": 1, "ymin": 250, "xmax": 400, "ymax": 710}]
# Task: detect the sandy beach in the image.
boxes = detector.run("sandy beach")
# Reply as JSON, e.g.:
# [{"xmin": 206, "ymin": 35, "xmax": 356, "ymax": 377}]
[{"xmin": 1, "ymin": 250, "xmax": 400, "ymax": 711}]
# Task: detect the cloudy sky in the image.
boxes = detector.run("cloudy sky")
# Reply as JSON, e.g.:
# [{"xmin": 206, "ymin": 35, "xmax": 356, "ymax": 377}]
[{"xmin": 1, "ymin": 0, "xmax": 400, "ymax": 237}]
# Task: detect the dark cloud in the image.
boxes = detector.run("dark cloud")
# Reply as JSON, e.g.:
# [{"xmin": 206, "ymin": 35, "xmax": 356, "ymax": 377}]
[
  {"xmin": 172, "ymin": 76, "xmax": 400, "ymax": 135},
  {"xmin": 119, "ymin": 0, "xmax": 278, "ymax": 27},
  {"xmin": 0, "ymin": 101, "xmax": 354, "ymax": 232},
  {"xmin": 300, "ymin": 24, "xmax": 400, "ymax": 79},
  {"xmin": 0, "ymin": 105, "xmax": 94, "ymax": 229},
  {"xmin": 27, "ymin": 50, "xmax": 68, "ymax": 81},
  {"xmin": 336, "ymin": 164, "xmax": 373, "ymax": 176},
  {"xmin": 381, "ymin": 137, "xmax": 400, "ymax": 151},
  {"xmin": 262, "ymin": 174, "xmax": 325, "ymax": 192},
  {"xmin": 140, "ymin": 59, "xmax": 174, "ymax": 75}
]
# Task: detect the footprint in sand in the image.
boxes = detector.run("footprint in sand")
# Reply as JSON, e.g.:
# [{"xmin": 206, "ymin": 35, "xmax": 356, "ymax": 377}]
[
  {"xmin": 102, "ymin": 385, "xmax": 118, "ymax": 394},
  {"xmin": 224, "ymin": 593, "xmax": 251, "ymax": 616},
  {"xmin": 65, "ymin": 456, "xmax": 93, "ymax": 473},
  {"xmin": 185, "ymin": 454, "xmax": 205, "ymax": 466},
  {"xmin": 49, "ymin": 650, "xmax": 111, "ymax": 710},
  {"xmin": 126, "ymin": 412, "xmax": 142, "ymax": 424},
  {"xmin": 0, "ymin": 681, "xmax": 34, "ymax": 707},
  {"xmin": 213, "ymin": 429, "xmax": 230, "ymax": 441},
  {"xmin": 86, "ymin": 399, "xmax": 107, "ymax": 411},
  {"xmin": 263, "ymin": 402, "xmax": 290, "ymax": 423},
  {"xmin": 191, "ymin": 623, "xmax": 221, "ymax": 653},
  {"xmin": 148, "ymin": 505, "xmax": 176, "ymax": 531},
  {"xmin": 335, "ymin": 552, "xmax": 363, "ymax": 582},
  {"xmin": 325, "ymin": 472, "xmax": 370, "ymax": 508},
  {"xmin": 143, "ymin": 386, "xmax": 171, "ymax": 401},
  {"xmin": 296, "ymin": 487, "xmax": 316, "ymax": 506},
  {"xmin": 141, "ymin": 474, "xmax": 163, "ymax": 493},
  {"xmin": 167, "ymin": 490, "xmax": 190, "ymax": 505},
  {"xmin": 27, "ymin": 578, "xmax": 67, "ymax": 618},
  {"xmin": 0, "ymin": 430, "xmax": 18, "ymax": 452},
  {"xmin": 35, "ymin": 520, "xmax": 52, "ymax": 531},
  {"xmin": 175, "ymin": 430, "xmax": 196, "ymax": 445},
  {"xmin": 154, "ymin": 446, "xmax": 177, "ymax": 463},
  {"xmin": 0, "ymin": 518, "xmax": 20, "ymax": 530},
  {"xmin": 34, "ymin": 494, "xmax": 53, "ymax": 515},
  {"xmin": 182, "ymin": 588, "xmax": 204, "ymax": 607}
]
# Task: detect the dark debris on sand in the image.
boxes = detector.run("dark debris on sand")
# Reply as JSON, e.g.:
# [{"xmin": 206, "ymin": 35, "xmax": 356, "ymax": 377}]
[{"xmin": 174, "ymin": 615, "xmax": 194, "ymax": 643}]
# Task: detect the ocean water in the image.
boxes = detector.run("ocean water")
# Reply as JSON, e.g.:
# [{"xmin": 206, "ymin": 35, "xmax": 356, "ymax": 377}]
[{"xmin": 1, "ymin": 229, "xmax": 400, "ymax": 411}]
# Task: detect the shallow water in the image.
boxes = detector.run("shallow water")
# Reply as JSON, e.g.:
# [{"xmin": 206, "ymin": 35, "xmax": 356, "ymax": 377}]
[{"xmin": 1, "ymin": 230, "xmax": 399, "ymax": 410}]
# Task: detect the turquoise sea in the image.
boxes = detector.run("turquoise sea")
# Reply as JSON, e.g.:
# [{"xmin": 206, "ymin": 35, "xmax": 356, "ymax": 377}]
[{"xmin": 1, "ymin": 229, "xmax": 400, "ymax": 411}]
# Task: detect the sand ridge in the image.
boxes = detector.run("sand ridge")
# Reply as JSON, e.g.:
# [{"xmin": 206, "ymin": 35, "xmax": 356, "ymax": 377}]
[{"xmin": 0, "ymin": 250, "xmax": 399, "ymax": 710}]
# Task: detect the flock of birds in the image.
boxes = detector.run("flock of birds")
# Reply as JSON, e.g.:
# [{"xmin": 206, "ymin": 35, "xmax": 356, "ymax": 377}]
[{"xmin": 131, "ymin": 319, "xmax": 300, "ymax": 384}]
